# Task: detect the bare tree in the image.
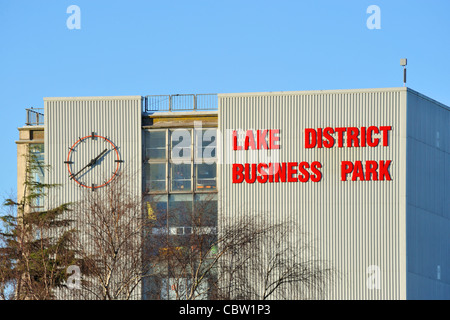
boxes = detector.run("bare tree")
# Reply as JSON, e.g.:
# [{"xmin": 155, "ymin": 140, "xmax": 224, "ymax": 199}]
[
  {"xmin": 67, "ymin": 173, "xmax": 154, "ymax": 300},
  {"xmin": 145, "ymin": 194, "xmax": 219, "ymax": 300},
  {"xmin": 216, "ymin": 218, "xmax": 334, "ymax": 300},
  {"xmin": 145, "ymin": 197, "xmax": 334, "ymax": 300},
  {"xmin": 3, "ymin": 150, "xmax": 333, "ymax": 300}
]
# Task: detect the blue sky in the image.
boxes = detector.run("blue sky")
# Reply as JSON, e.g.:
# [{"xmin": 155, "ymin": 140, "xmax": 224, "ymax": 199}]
[{"xmin": 1, "ymin": 0, "xmax": 450, "ymax": 198}]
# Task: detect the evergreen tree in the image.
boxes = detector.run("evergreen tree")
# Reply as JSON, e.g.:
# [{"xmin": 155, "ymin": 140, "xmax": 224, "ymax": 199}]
[{"xmin": 0, "ymin": 144, "xmax": 80, "ymax": 299}]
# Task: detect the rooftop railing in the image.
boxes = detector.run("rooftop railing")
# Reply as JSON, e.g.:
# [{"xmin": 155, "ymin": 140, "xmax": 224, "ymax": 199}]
[
  {"xmin": 143, "ymin": 94, "xmax": 218, "ymax": 113},
  {"xmin": 24, "ymin": 94, "xmax": 218, "ymax": 125},
  {"xmin": 25, "ymin": 108, "xmax": 44, "ymax": 126}
]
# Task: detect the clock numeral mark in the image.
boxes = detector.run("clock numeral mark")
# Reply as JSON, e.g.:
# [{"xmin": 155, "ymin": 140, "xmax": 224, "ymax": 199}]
[{"xmin": 68, "ymin": 134, "xmax": 120, "ymax": 190}]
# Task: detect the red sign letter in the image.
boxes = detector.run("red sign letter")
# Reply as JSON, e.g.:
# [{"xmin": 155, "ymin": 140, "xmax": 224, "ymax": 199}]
[
  {"xmin": 305, "ymin": 129, "xmax": 316, "ymax": 149},
  {"xmin": 341, "ymin": 161, "xmax": 353, "ymax": 181},
  {"xmin": 379, "ymin": 160, "xmax": 392, "ymax": 181},
  {"xmin": 232, "ymin": 164, "xmax": 244, "ymax": 183}
]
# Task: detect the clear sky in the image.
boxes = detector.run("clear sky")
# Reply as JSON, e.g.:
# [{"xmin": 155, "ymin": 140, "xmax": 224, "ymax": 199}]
[{"xmin": 1, "ymin": 0, "xmax": 450, "ymax": 198}]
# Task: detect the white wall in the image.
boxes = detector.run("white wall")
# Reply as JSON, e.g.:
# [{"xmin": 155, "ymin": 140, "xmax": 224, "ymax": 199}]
[{"xmin": 218, "ymin": 88, "xmax": 408, "ymax": 299}]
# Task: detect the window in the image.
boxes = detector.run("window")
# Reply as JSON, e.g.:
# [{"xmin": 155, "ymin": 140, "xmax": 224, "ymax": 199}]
[
  {"xmin": 143, "ymin": 128, "xmax": 217, "ymax": 236},
  {"xmin": 145, "ymin": 195, "xmax": 168, "ymax": 229},
  {"xmin": 30, "ymin": 144, "xmax": 44, "ymax": 208},
  {"xmin": 161, "ymin": 278, "xmax": 208, "ymax": 300},
  {"xmin": 144, "ymin": 130, "xmax": 167, "ymax": 193},
  {"xmin": 171, "ymin": 129, "xmax": 191, "ymax": 162},
  {"xmin": 145, "ymin": 130, "xmax": 166, "ymax": 160},
  {"xmin": 144, "ymin": 128, "xmax": 217, "ymax": 194},
  {"xmin": 195, "ymin": 128, "xmax": 216, "ymax": 161},
  {"xmin": 194, "ymin": 194, "xmax": 217, "ymax": 227},
  {"xmin": 168, "ymin": 194, "xmax": 192, "ymax": 228},
  {"xmin": 143, "ymin": 127, "xmax": 217, "ymax": 300},
  {"xmin": 195, "ymin": 129, "xmax": 217, "ymax": 191},
  {"xmin": 196, "ymin": 163, "xmax": 216, "ymax": 190},
  {"xmin": 144, "ymin": 163, "xmax": 166, "ymax": 192},
  {"xmin": 171, "ymin": 163, "xmax": 191, "ymax": 191}
]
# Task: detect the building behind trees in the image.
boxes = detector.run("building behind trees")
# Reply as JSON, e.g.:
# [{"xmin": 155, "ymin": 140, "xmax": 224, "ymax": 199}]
[{"xmin": 12, "ymin": 88, "xmax": 450, "ymax": 299}]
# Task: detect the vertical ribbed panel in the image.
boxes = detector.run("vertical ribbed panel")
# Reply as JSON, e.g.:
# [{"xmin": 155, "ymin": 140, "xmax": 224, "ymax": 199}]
[
  {"xmin": 44, "ymin": 96, "xmax": 142, "ymax": 299},
  {"xmin": 45, "ymin": 96, "xmax": 142, "ymax": 203},
  {"xmin": 405, "ymin": 89, "xmax": 450, "ymax": 299},
  {"xmin": 218, "ymin": 88, "xmax": 407, "ymax": 300}
]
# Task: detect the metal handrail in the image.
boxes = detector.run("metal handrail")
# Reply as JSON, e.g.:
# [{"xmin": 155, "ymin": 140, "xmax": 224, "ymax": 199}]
[
  {"xmin": 24, "ymin": 93, "xmax": 218, "ymax": 125},
  {"xmin": 26, "ymin": 108, "xmax": 44, "ymax": 126},
  {"xmin": 143, "ymin": 93, "xmax": 217, "ymax": 113}
]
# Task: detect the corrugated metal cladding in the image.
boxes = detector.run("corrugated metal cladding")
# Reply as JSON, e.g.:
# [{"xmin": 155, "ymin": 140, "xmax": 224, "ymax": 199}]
[
  {"xmin": 218, "ymin": 88, "xmax": 408, "ymax": 300},
  {"xmin": 406, "ymin": 90, "xmax": 450, "ymax": 299},
  {"xmin": 44, "ymin": 96, "xmax": 142, "ymax": 299}
]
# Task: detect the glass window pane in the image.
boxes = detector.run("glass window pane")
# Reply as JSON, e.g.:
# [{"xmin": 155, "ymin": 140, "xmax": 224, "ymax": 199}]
[
  {"xmin": 171, "ymin": 129, "xmax": 191, "ymax": 161},
  {"xmin": 194, "ymin": 194, "xmax": 217, "ymax": 227},
  {"xmin": 149, "ymin": 164, "xmax": 165, "ymax": 180},
  {"xmin": 30, "ymin": 144, "xmax": 45, "ymax": 208},
  {"xmin": 30, "ymin": 144, "xmax": 45, "ymax": 180},
  {"xmin": 196, "ymin": 163, "xmax": 216, "ymax": 190},
  {"xmin": 147, "ymin": 131, "xmax": 166, "ymax": 148},
  {"xmin": 168, "ymin": 194, "xmax": 192, "ymax": 228},
  {"xmin": 147, "ymin": 148, "xmax": 166, "ymax": 160},
  {"xmin": 30, "ymin": 143, "xmax": 44, "ymax": 159},
  {"xmin": 143, "ymin": 195, "xmax": 167, "ymax": 258},
  {"xmin": 145, "ymin": 163, "xmax": 166, "ymax": 192},
  {"xmin": 144, "ymin": 195, "xmax": 167, "ymax": 229},
  {"xmin": 195, "ymin": 129, "xmax": 216, "ymax": 160},
  {"xmin": 171, "ymin": 163, "xmax": 191, "ymax": 191},
  {"xmin": 145, "ymin": 131, "xmax": 166, "ymax": 160}
]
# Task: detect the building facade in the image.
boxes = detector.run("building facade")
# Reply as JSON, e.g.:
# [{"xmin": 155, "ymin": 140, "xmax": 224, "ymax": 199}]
[{"xmin": 16, "ymin": 88, "xmax": 450, "ymax": 299}]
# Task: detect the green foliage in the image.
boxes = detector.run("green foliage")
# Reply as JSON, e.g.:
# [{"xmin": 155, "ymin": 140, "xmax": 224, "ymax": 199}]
[{"xmin": 0, "ymin": 144, "xmax": 80, "ymax": 300}]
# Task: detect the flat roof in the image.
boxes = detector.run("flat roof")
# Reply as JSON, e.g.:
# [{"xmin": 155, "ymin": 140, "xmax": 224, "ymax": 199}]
[
  {"xmin": 44, "ymin": 96, "xmax": 142, "ymax": 101},
  {"xmin": 218, "ymin": 87, "xmax": 408, "ymax": 97}
]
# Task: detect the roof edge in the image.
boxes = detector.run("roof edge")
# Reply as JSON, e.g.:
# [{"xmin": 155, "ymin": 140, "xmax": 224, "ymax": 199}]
[
  {"xmin": 44, "ymin": 96, "xmax": 142, "ymax": 101},
  {"xmin": 218, "ymin": 87, "xmax": 408, "ymax": 97},
  {"xmin": 406, "ymin": 87, "xmax": 450, "ymax": 110}
]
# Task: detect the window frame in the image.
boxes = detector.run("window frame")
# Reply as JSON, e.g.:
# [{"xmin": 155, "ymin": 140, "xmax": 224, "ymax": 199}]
[
  {"xmin": 143, "ymin": 127, "xmax": 218, "ymax": 195},
  {"xmin": 143, "ymin": 127, "xmax": 218, "ymax": 237},
  {"xmin": 29, "ymin": 143, "xmax": 45, "ymax": 209},
  {"xmin": 169, "ymin": 129, "xmax": 193, "ymax": 192},
  {"xmin": 144, "ymin": 130, "xmax": 168, "ymax": 161},
  {"xmin": 144, "ymin": 129, "xmax": 168, "ymax": 193},
  {"xmin": 194, "ymin": 128, "xmax": 217, "ymax": 192}
]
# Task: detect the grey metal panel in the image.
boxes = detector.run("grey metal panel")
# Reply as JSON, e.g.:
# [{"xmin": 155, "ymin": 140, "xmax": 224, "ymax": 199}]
[
  {"xmin": 406, "ymin": 90, "xmax": 450, "ymax": 299},
  {"xmin": 218, "ymin": 88, "xmax": 408, "ymax": 299},
  {"xmin": 45, "ymin": 96, "xmax": 142, "ymax": 199},
  {"xmin": 44, "ymin": 96, "xmax": 142, "ymax": 299}
]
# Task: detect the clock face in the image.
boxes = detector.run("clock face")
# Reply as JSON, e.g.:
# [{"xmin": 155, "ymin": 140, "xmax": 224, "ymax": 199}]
[{"xmin": 65, "ymin": 133, "xmax": 122, "ymax": 189}]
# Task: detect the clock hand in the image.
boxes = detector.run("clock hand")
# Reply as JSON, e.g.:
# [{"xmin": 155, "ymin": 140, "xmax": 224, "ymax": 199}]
[
  {"xmin": 88, "ymin": 148, "xmax": 108, "ymax": 167},
  {"xmin": 71, "ymin": 162, "xmax": 91, "ymax": 179},
  {"xmin": 70, "ymin": 149, "xmax": 108, "ymax": 179}
]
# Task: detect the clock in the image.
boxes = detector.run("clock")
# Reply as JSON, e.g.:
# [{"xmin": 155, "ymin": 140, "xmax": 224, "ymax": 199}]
[{"xmin": 65, "ymin": 133, "xmax": 123, "ymax": 189}]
